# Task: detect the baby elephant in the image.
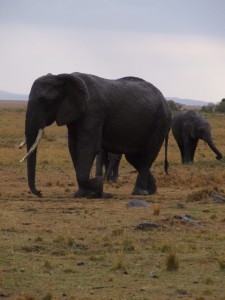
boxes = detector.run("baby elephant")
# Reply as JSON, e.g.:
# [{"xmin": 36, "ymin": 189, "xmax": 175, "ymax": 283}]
[{"xmin": 172, "ymin": 110, "xmax": 222, "ymax": 164}]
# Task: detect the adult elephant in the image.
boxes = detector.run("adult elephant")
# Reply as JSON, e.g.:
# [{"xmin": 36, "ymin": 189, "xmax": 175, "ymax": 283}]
[
  {"xmin": 20, "ymin": 72, "xmax": 172, "ymax": 198},
  {"xmin": 96, "ymin": 149, "xmax": 122, "ymax": 182},
  {"xmin": 172, "ymin": 110, "xmax": 222, "ymax": 164}
]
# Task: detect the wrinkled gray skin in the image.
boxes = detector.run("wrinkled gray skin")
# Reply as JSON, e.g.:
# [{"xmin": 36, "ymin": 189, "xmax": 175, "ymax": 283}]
[
  {"xmin": 172, "ymin": 110, "xmax": 222, "ymax": 164},
  {"xmin": 24, "ymin": 72, "xmax": 172, "ymax": 198},
  {"xmin": 96, "ymin": 149, "xmax": 122, "ymax": 182}
]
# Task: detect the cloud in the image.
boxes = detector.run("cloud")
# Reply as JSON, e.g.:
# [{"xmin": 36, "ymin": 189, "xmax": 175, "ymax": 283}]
[
  {"xmin": 0, "ymin": 0, "xmax": 225, "ymax": 102},
  {"xmin": 1, "ymin": 0, "xmax": 225, "ymax": 37}
]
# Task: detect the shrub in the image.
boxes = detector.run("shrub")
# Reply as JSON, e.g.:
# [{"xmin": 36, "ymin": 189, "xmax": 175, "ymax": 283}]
[{"xmin": 166, "ymin": 253, "xmax": 179, "ymax": 271}]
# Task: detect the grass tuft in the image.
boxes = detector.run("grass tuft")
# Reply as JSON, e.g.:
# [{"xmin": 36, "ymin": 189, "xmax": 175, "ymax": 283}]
[
  {"xmin": 218, "ymin": 258, "xmax": 225, "ymax": 271},
  {"xmin": 113, "ymin": 254, "xmax": 126, "ymax": 272},
  {"xmin": 42, "ymin": 293, "xmax": 53, "ymax": 300},
  {"xmin": 166, "ymin": 252, "xmax": 179, "ymax": 271},
  {"xmin": 153, "ymin": 205, "xmax": 160, "ymax": 216},
  {"xmin": 123, "ymin": 239, "xmax": 135, "ymax": 252}
]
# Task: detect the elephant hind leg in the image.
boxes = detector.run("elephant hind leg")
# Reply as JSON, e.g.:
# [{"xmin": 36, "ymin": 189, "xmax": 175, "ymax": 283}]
[
  {"xmin": 125, "ymin": 127, "xmax": 166, "ymax": 195},
  {"xmin": 146, "ymin": 173, "xmax": 157, "ymax": 194},
  {"xmin": 125, "ymin": 152, "xmax": 156, "ymax": 196}
]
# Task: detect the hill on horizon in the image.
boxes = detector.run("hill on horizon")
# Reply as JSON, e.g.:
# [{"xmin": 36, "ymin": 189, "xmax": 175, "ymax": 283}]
[
  {"xmin": 166, "ymin": 97, "xmax": 210, "ymax": 106},
  {"xmin": 0, "ymin": 90, "xmax": 28, "ymax": 101}
]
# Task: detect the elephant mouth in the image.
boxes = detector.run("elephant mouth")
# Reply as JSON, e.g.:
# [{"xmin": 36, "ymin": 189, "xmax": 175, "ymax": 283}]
[{"xmin": 19, "ymin": 129, "xmax": 43, "ymax": 163}]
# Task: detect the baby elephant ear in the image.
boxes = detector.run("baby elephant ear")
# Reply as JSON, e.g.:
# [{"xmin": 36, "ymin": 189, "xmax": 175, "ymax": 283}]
[{"xmin": 56, "ymin": 74, "xmax": 89, "ymax": 126}]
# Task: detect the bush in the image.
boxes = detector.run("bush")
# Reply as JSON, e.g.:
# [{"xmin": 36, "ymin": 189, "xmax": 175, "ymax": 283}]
[
  {"xmin": 215, "ymin": 99, "xmax": 225, "ymax": 113},
  {"xmin": 167, "ymin": 100, "xmax": 180, "ymax": 112}
]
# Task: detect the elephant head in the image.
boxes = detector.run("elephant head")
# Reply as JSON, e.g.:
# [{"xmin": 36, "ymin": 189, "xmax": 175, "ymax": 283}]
[
  {"xmin": 20, "ymin": 73, "xmax": 89, "ymax": 196},
  {"xmin": 192, "ymin": 121, "xmax": 222, "ymax": 160}
]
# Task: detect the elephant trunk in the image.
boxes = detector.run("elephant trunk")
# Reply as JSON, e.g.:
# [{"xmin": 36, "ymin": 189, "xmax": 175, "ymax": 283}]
[
  {"xmin": 24, "ymin": 127, "xmax": 43, "ymax": 197},
  {"xmin": 206, "ymin": 138, "xmax": 222, "ymax": 160},
  {"xmin": 27, "ymin": 148, "xmax": 42, "ymax": 196}
]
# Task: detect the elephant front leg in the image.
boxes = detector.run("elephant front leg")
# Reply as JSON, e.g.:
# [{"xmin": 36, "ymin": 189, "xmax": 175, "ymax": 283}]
[
  {"xmin": 75, "ymin": 175, "xmax": 103, "ymax": 198},
  {"xmin": 182, "ymin": 137, "xmax": 194, "ymax": 164},
  {"xmin": 74, "ymin": 151, "xmax": 104, "ymax": 198},
  {"xmin": 75, "ymin": 170, "xmax": 112, "ymax": 199},
  {"xmin": 67, "ymin": 132, "xmax": 104, "ymax": 199}
]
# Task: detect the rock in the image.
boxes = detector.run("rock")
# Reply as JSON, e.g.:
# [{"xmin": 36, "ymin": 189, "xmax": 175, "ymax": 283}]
[
  {"xmin": 165, "ymin": 214, "xmax": 203, "ymax": 227},
  {"xmin": 211, "ymin": 193, "xmax": 225, "ymax": 203},
  {"xmin": 149, "ymin": 272, "xmax": 159, "ymax": 278},
  {"xmin": 126, "ymin": 199, "xmax": 150, "ymax": 208},
  {"xmin": 181, "ymin": 214, "xmax": 203, "ymax": 227},
  {"xmin": 135, "ymin": 222, "xmax": 161, "ymax": 230}
]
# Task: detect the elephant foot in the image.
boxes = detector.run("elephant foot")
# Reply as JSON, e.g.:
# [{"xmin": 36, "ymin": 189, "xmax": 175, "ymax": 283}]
[
  {"xmin": 147, "ymin": 175, "xmax": 157, "ymax": 195},
  {"xmin": 74, "ymin": 189, "xmax": 100, "ymax": 199},
  {"xmin": 182, "ymin": 161, "xmax": 193, "ymax": 165},
  {"xmin": 132, "ymin": 188, "xmax": 149, "ymax": 196},
  {"xmin": 147, "ymin": 186, "xmax": 157, "ymax": 195},
  {"xmin": 75, "ymin": 176, "xmax": 104, "ymax": 199}
]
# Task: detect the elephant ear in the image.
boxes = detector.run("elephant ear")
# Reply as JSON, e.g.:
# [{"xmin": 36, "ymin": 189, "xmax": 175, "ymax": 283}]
[{"xmin": 56, "ymin": 74, "xmax": 89, "ymax": 126}]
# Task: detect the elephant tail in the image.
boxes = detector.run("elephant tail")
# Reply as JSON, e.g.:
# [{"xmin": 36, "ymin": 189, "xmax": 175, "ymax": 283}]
[{"xmin": 164, "ymin": 131, "xmax": 169, "ymax": 175}]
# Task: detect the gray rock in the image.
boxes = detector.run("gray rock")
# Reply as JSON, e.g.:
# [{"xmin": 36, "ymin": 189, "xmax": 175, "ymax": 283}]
[
  {"xmin": 149, "ymin": 272, "xmax": 159, "ymax": 278},
  {"xmin": 126, "ymin": 199, "xmax": 150, "ymax": 208},
  {"xmin": 135, "ymin": 222, "xmax": 161, "ymax": 230},
  {"xmin": 211, "ymin": 193, "xmax": 225, "ymax": 203}
]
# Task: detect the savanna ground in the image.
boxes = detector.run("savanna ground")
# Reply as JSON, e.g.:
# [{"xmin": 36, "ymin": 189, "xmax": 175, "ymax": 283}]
[{"xmin": 0, "ymin": 100, "xmax": 225, "ymax": 300}]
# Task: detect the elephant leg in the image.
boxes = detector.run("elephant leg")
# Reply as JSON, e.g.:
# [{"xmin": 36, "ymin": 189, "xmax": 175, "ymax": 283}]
[
  {"xmin": 190, "ymin": 138, "xmax": 198, "ymax": 162},
  {"xmin": 182, "ymin": 137, "xmax": 195, "ymax": 164},
  {"xmin": 176, "ymin": 141, "xmax": 185, "ymax": 163},
  {"xmin": 67, "ymin": 132, "xmax": 103, "ymax": 198},
  {"xmin": 125, "ymin": 152, "xmax": 156, "ymax": 195},
  {"xmin": 74, "ymin": 153, "xmax": 103, "ymax": 198},
  {"xmin": 146, "ymin": 172, "xmax": 157, "ymax": 194},
  {"xmin": 111, "ymin": 155, "xmax": 122, "ymax": 182},
  {"xmin": 126, "ymin": 133, "xmax": 165, "ymax": 195},
  {"xmin": 105, "ymin": 154, "xmax": 122, "ymax": 182},
  {"xmin": 95, "ymin": 149, "xmax": 108, "ymax": 177},
  {"xmin": 104, "ymin": 161, "xmax": 115, "ymax": 182},
  {"xmin": 133, "ymin": 170, "xmax": 156, "ymax": 195}
]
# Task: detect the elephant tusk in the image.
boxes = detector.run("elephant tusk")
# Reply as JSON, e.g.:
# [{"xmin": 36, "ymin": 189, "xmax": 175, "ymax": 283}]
[
  {"xmin": 20, "ymin": 129, "xmax": 43, "ymax": 163},
  {"xmin": 19, "ymin": 139, "xmax": 26, "ymax": 149}
]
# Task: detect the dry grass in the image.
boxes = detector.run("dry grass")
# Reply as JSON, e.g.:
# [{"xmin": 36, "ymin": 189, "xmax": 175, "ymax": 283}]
[{"xmin": 0, "ymin": 101, "xmax": 225, "ymax": 299}]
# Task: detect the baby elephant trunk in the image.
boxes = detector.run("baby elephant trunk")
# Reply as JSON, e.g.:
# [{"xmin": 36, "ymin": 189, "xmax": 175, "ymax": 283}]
[{"xmin": 206, "ymin": 138, "xmax": 222, "ymax": 160}]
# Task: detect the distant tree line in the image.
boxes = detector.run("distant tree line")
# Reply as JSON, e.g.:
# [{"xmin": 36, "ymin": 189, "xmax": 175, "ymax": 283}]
[
  {"xmin": 201, "ymin": 98, "xmax": 225, "ymax": 113},
  {"xmin": 167, "ymin": 99, "xmax": 225, "ymax": 113}
]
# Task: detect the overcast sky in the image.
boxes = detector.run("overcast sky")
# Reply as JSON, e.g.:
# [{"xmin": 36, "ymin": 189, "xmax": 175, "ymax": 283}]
[{"xmin": 0, "ymin": 0, "xmax": 225, "ymax": 102}]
